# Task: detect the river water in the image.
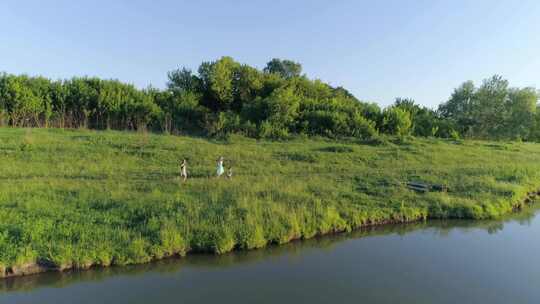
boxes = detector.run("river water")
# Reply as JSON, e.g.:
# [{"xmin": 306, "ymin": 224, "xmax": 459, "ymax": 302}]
[{"xmin": 1, "ymin": 207, "xmax": 539, "ymax": 304}]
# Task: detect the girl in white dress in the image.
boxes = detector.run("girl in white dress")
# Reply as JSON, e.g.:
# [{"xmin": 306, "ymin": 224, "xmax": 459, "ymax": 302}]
[
  {"xmin": 180, "ymin": 159, "xmax": 188, "ymax": 182},
  {"xmin": 216, "ymin": 156, "xmax": 225, "ymax": 177}
]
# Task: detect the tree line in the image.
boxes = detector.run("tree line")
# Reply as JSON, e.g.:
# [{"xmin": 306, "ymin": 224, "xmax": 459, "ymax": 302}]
[{"xmin": 0, "ymin": 57, "xmax": 538, "ymax": 141}]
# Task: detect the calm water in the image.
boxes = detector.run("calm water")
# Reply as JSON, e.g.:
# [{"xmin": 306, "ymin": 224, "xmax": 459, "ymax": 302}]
[{"xmin": 2, "ymin": 207, "xmax": 540, "ymax": 304}]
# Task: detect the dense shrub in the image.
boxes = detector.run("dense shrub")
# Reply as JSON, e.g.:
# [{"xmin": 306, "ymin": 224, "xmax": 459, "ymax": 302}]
[{"xmin": 381, "ymin": 107, "xmax": 412, "ymax": 137}]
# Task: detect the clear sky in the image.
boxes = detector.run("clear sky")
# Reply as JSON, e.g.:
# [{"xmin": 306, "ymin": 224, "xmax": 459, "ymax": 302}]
[{"xmin": 1, "ymin": 0, "xmax": 539, "ymax": 108}]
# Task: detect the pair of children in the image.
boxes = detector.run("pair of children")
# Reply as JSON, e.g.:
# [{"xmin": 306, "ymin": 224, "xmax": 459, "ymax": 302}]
[
  {"xmin": 216, "ymin": 156, "xmax": 233, "ymax": 179},
  {"xmin": 179, "ymin": 156, "xmax": 232, "ymax": 182}
]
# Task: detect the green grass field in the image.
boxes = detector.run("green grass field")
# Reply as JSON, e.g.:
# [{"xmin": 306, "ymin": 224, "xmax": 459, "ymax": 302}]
[{"xmin": 1, "ymin": 128, "xmax": 540, "ymax": 274}]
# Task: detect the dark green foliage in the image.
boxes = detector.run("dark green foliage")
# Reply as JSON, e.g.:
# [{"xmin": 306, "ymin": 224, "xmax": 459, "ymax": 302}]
[
  {"xmin": 0, "ymin": 74, "xmax": 162, "ymax": 131},
  {"xmin": 438, "ymin": 75, "xmax": 539, "ymax": 140},
  {"xmin": 167, "ymin": 68, "xmax": 201, "ymax": 94},
  {"xmin": 381, "ymin": 107, "xmax": 412, "ymax": 137},
  {"xmin": 263, "ymin": 58, "xmax": 302, "ymax": 79},
  {"xmin": 1, "ymin": 65, "xmax": 538, "ymax": 142},
  {"xmin": 531, "ymin": 105, "xmax": 540, "ymax": 140},
  {"xmin": 0, "ymin": 58, "xmax": 382, "ymax": 140},
  {"xmin": 392, "ymin": 98, "xmax": 439, "ymax": 137}
]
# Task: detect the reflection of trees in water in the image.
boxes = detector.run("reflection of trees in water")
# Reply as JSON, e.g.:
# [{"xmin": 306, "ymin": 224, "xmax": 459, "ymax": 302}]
[{"xmin": 2, "ymin": 205, "xmax": 538, "ymax": 293}]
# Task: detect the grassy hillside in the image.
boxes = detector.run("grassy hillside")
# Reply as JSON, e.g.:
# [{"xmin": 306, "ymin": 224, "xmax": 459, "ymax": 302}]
[{"xmin": 1, "ymin": 128, "xmax": 540, "ymax": 274}]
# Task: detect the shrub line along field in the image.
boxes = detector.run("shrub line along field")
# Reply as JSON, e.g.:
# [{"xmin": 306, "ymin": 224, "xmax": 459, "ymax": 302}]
[{"xmin": 1, "ymin": 128, "xmax": 540, "ymax": 278}]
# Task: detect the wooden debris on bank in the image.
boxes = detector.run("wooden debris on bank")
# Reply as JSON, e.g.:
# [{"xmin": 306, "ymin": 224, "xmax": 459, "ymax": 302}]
[{"xmin": 406, "ymin": 181, "xmax": 447, "ymax": 193}]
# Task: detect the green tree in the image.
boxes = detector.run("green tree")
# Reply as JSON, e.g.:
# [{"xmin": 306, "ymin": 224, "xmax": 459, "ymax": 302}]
[
  {"xmin": 123, "ymin": 90, "xmax": 160, "ymax": 131},
  {"xmin": 412, "ymin": 108, "xmax": 439, "ymax": 137},
  {"xmin": 232, "ymin": 65, "xmax": 263, "ymax": 110},
  {"xmin": 474, "ymin": 75, "xmax": 509, "ymax": 138},
  {"xmin": 438, "ymin": 80, "xmax": 476, "ymax": 137},
  {"xmin": 531, "ymin": 105, "xmax": 540, "ymax": 142},
  {"xmin": 198, "ymin": 56, "xmax": 240, "ymax": 111},
  {"xmin": 49, "ymin": 80, "xmax": 68, "ymax": 128},
  {"xmin": 394, "ymin": 97, "xmax": 420, "ymax": 116},
  {"xmin": 439, "ymin": 75, "xmax": 539, "ymax": 140},
  {"xmin": 263, "ymin": 58, "xmax": 302, "ymax": 79},
  {"xmin": 382, "ymin": 107, "xmax": 412, "ymax": 137},
  {"xmin": 262, "ymin": 86, "xmax": 301, "ymax": 131},
  {"xmin": 167, "ymin": 68, "xmax": 200, "ymax": 94},
  {"xmin": 393, "ymin": 98, "xmax": 439, "ymax": 137},
  {"xmin": 504, "ymin": 87, "xmax": 538, "ymax": 140},
  {"xmin": 0, "ymin": 75, "xmax": 43, "ymax": 127}
]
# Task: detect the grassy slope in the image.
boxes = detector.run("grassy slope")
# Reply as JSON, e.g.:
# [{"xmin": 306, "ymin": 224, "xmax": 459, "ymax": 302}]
[{"xmin": 1, "ymin": 128, "xmax": 540, "ymax": 271}]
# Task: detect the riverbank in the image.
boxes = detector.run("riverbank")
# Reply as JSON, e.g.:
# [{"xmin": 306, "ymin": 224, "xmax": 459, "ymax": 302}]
[
  {"xmin": 6, "ymin": 205, "xmax": 540, "ymax": 304},
  {"xmin": 2, "ymin": 128, "xmax": 540, "ymax": 278},
  {"xmin": 4, "ymin": 203, "xmax": 539, "ymax": 295}
]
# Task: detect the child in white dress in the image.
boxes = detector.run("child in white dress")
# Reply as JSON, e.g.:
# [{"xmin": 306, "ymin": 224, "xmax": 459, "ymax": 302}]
[
  {"xmin": 180, "ymin": 159, "xmax": 188, "ymax": 182},
  {"xmin": 216, "ymin": 156, "xmax": 224, "ymax": 177}
]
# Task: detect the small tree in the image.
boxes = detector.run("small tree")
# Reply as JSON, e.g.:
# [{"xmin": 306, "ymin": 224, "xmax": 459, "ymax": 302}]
[{"xmin": 382, "ymin": 107, "xmax": 412, "ymax": 137}]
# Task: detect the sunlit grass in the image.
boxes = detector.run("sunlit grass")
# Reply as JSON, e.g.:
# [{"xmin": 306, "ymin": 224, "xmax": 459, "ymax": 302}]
[{"xmin": 1, "ymin": 128, "xmax": 540, "ymax": 271}]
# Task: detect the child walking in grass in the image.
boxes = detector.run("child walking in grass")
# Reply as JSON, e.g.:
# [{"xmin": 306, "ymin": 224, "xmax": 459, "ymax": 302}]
[
  {"xmin": 216, "ymin": 156, "xmax": 225, "ymax": 177},
  {"xmin": 180, "ymin": 159, "xmax": 188, "ymax": 182}
]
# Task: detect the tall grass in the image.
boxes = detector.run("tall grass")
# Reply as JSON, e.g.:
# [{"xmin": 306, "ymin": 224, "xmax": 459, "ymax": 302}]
[{"xmin": 1, "ymin": 128, "xmax": 540, "ymax": 272}]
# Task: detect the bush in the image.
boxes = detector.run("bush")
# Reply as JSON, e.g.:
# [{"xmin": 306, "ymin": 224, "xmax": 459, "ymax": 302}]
[
  {"xmin": 158, "ymin": 224, "xmax": 187, "ymax": 256},
  {"xmin": 259, "ymin": 120, "xmax": 290, "ymax": 139},
  {"xmin": 450, "ymin": 130, "xmax": 461, "ymax": 140},
  {"xmin": 210, "ymin": 111, "xmax": 242, "ymax": 138},
  {"xmin": 382, "ymin": 107, "xmax": 412, "ymax": 137}
]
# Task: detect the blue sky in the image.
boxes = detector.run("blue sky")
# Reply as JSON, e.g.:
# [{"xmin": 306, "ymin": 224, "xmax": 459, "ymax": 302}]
[{"xmin": 1, "ymin": 0, "xmax": 539, "ymax": 108}]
